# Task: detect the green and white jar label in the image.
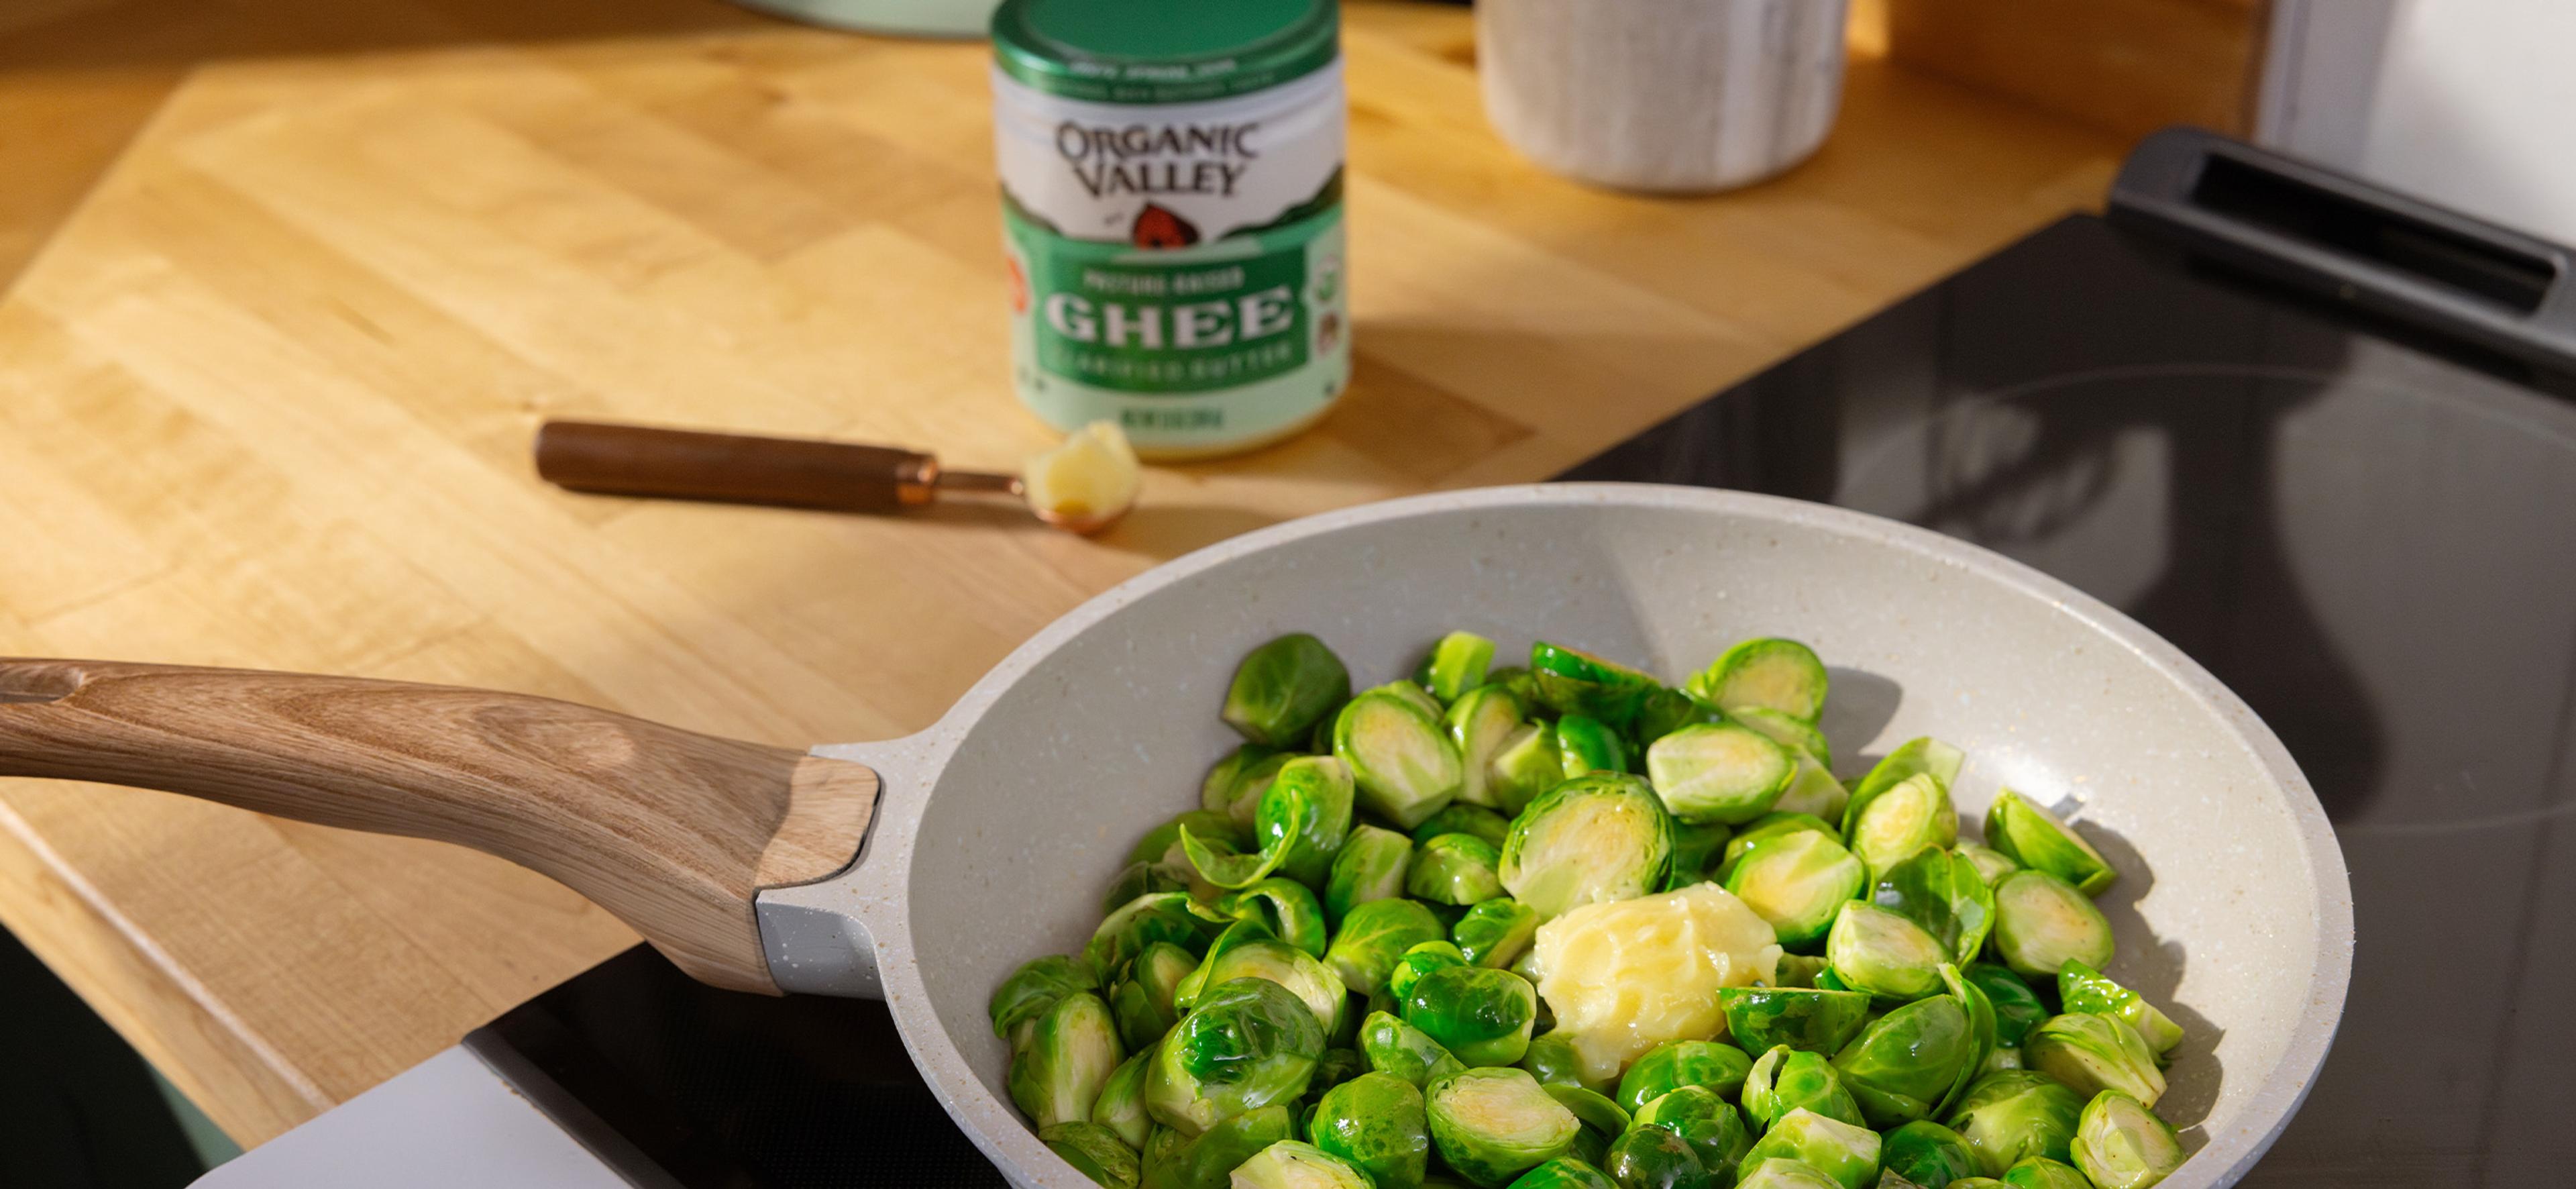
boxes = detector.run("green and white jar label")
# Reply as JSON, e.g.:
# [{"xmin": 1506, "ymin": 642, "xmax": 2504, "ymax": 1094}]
[{"xmin": 994, "ymin": 63, "xmax": 1348, "ymax": 455}]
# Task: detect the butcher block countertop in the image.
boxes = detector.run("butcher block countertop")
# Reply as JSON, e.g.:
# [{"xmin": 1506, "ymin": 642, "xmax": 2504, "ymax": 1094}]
[{"xmin": 0, "ymin": 0, "xmax": 2120, "ymax": 1145}]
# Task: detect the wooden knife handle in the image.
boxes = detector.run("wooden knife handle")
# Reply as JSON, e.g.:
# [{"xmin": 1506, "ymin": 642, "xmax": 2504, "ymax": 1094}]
[
  {"xmin": 0, "ymin": 659, "xmax": 878, "ymax": 995},
  {"xmin": 535, "ymin": 419, "xmax": 936, "ymax": 513}
]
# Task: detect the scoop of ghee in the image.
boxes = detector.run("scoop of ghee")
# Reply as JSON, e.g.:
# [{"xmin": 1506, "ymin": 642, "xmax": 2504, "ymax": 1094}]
[
  {"xmin": 1022, "ymin": 421, "xmax": 1140, "ymax": 525},
  {"xmin": 1531, "ymin": 883, "xmax": 1784, "ymax": 1084}
]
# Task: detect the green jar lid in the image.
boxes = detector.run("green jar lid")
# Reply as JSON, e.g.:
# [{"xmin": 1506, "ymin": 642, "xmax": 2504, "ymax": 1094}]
[{"xmin": 992, "ymin": 0, "xmax": 1338, "ymax": 105}]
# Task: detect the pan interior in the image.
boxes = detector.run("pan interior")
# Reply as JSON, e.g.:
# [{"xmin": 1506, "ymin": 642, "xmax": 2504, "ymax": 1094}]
[{"xmin": 906, "ymin": 493, "xmax": 2330, "ymax": 1166}]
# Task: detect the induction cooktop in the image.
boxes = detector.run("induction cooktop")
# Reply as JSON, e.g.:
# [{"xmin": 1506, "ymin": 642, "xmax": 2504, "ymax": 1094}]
[{"xmin": 462, "ymin": 129, "xmax": 2576, "ymax": 1188}]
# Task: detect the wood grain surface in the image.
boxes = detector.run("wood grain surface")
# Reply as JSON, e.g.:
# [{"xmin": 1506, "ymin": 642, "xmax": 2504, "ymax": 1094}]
[{"xmin": 0, "ymin": 0, "xmax": 2120, "ymax": 1145}]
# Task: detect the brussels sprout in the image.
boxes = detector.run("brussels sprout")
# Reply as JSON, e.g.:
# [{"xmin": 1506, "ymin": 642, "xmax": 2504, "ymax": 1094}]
[
  {"xmin": 994, "ymin": 954, "xmax": 1099, "ymax": 1042},
  {"xmin": 1326, "ymin": 898, "xmax": 1448, "ymax": 998},
  {"xmin": 1456, "ymin": 898, "xmax": 1544, "ymax": 969},
  {"xmin": 1113, "ymin": 943, "xmax": 1199, "ymax": 1049},
  {"xmin": 1193, "ymin": 939, "xmax": 1348, "ymax": 1036},
  {"xmin": 1444, "ymin": 686, "xmax": 1527, "ymax": 809},
  {"xmin": 1325, "ymin": 825, "xmax": 1414, "ymax": 923},
  {"xmin": 1945, "ymin": 1182, "xmax": 2005, "ymax": 1189},
  {"xmin": 1497, "ymin": 774, "xmax": 1676, "ymax": 919},
  {"xmin": 1427, "ymin": 1067, "xmax": 1583, "ymax": 1187},
  {"xmin": 1845, "ymin": 774, "xmax": 1960, "ymax": 882},
  {"xmin": 1336, "ymin": 690, "xmax": 1467, "ymax": 829},
  {"xmin": 1614, "ymin": 1040, "xmax": 1754, "ymax": 1115},
  {"xmin": 1145, "ymin": 978, "xmax": 1325, "ymax": 1135},
  {"xmin": 1092, "ymin": 894, "xmax": 1227, "ymax": 978},
  {"xmin": 1664, "ymin": 821, "xmax": 1733, "ymax": 892},
  {"xmin": 1826, "ymin": 902, "xmax": 1948, "ymax": 1002},
  {"xmin": 1556, "ymin": 715, "xmax": 1631, "ymax": 776},
  {"xmin": 1311, "ymin": 1072, "xmax": 1432, "ymax": 1189},
  {"xmin": 1543, "ymin": 1084, "xmax": 1631, "ymax": 1163},
  {"xmin": 2057, "ymin": 961, "xmax": 2183, "ymax": 1057},
  {"xmin": 1307, "ymin": 1047, "xmax": 1366, "ymax": 1100},
  {"xmin": 1601, "ymin": 1127, "xmax": 1715, "ymax": 1189},
  {"xmin": 1520, "ymin": 1032, "xmax": 1591, "ymax": 1090},
  {"xmin": 1391, "ymin": 941, "xmax": 1471, "ymax": 1002},
  {"xmin": 1719, "ymin": 987, "xmax": 1872, "ymax": 1055},
  {"xmin": 1647, "ymin": 723, "xmax": 1796, "ymax": 825},
  {"xmin": 1488, "ymin": 664, "xmax": 1542, "ymax": 707},
  {"xmin": 1418, "ymin": 803, "xmax": 1517, "ymax": 850},
  {"xmin": 1989, "ymin": 871, "xmax": 2114, "ymax": 980},
  {"xmin": 1955, "ymin": 843, "xmax": 2019, "ymax": 886},
  {"xmin": 2023, "ymin": 1015, "xmax": 2165, "ymax": 1108},
  {"xmin": 1139, "ymin": 811, "xmax": 1257, "ymax": 870},
  {"xmin": 1737, "ymin": 1108, "xmax": 1882, "ymax": 1189},
  {"xmin": 1844, "ymin": 738, "xmax": 1965, "ymax": 818},
  {"xmin": 1177, "ymin": 920, "xmax": 1271, "ymax": 1006},
  {"xmin": 1996, "ymin": 1157, "xmax": 2089, "ymax": 1189},
  {"xmin": 1960, "ymin": 964, "xmax": 2047, "ymax": 1049},
  {"xmin": 1186, "ymin": 757, "xmax": 1358, "ymax": 890},
  {"xmin": 1411, "ymin": 833, "xmax": 1508, "ymax": 905},
  {"xmin": 1982, "ymin": 791, "xmax": 2114, "ymax": 896},
  {"xmin": 1687, "ymin": 638, "xmax": 1829, "ymax": 721},
  {"xmin": 1422, "ymin": 631, "xmax": 1500, "ymax": 703},
  {"xmin": 1363, "ymin": 1009, "xmax": 1471, "ymax": 1088},
  {"xmin": 1095, "ymin": 1043, "xmax": 1158, "ymax": 1148},
  {"xmin": 1830, "ymin": 992, "xmax": 1976, "ymax": 1128},
  {"xmin": 1144, "ymin": 1104, "xmax": 1295, "ymax": 1189},
  {"xmin": 1226, "ymin": 634, "xmax": 1353, "ymax": 747},
  {"xmin": 1880, "ymin": 1121, "xmax": 1978, "ymax": 1189},
  {"xmin": 1489, "ymin": 724, "xmax": 1567, "ymax": 816},
  {"xmin": 1406, "ymin": 965, "xmax": 1540, "ymax": 1067},
  {"xmin": 1206, "ymin": 745, "xmax": 1295, "ymax": 825},
  {"xmin": 1729, "ymin": 706, "xmax": 1834, "ymax": 770},
  {"xmin": 1773, "ymin": 953, "xmax": 1831, "ymax": 988},
  {"xmin": 1633, "ymin": 687, "xmax": 1725, "ymax": 748},
  {"xmin": 1012, "ymin": 991, "xmax": 1125, "ymax": 1127},
  {"xmin": 2070, "ymin": 1090, "xmax": 2184, "ymax": 1189},
  {"xmin": 1872, "ymin": 848, "xmax": 1996, "ymax": 962},
  {"xmin": 1727, "ymin": 829, "xmax": 1869, "ymax": 949},
  {"xmin": 1744, "ymin": 1044, "xmax": 1868, "ymax": 1129},
  {"xmin": 1941, "ymin": 1072, "xmax": 2084, "ymax": 1177},
  {"xmin": 1363, "ymin": 679, "xmax": 1443, "ymax": 721},
  {"xmin": 1979, "ymin": 1048, "xmax": 2022, "ymax": 1076},
  {"xmin": 1772, "ymin": 756, "xmax": 1854, "ymax": 823},
  {"xmin": 1043, "ymin": 1121, "xmax": 1142, "ymax": 1188},
  {"xmin": 1529, "ymin": 642, "xmax": 1661, "ymax": 727},
  {"xmin": 1230, "ymin": 1140, "xmax": 1377, "ymax": 1188},
  {"xmin": 1632, "ymin": 1086, "xmax": 1754, "ymax": 1172},
  {"xmin": 1222, "ymin": 879, "xmax": 1330, "ymax": 958},
  {"xmin": 1510, "ymin": 1157, "xmax": 1619, "ymax": 1189},
  {"xmin": 1736, "ymin": 1159, "xmax": 1850, "ymax": 1189},
  {"xmin": 1717, "ymin": 813, "xmax": 1840, "ymax": 882}
]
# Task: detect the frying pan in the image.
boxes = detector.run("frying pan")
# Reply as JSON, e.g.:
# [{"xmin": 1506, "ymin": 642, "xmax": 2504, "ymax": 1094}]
[{"xmin": 0, "ymin": 485, "xmax": 2351, "ymax": 1187}]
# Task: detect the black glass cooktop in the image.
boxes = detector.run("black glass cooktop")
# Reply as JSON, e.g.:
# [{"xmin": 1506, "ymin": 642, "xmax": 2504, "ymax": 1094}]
[{"xmin": 472, "ymin": 133, "xmax": 2576, "ymax": 1187}]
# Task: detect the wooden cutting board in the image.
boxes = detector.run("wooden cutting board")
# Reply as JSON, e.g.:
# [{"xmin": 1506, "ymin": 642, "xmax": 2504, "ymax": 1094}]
[{"xmin": 0, "ymin": 0, "xmax": 2116, "ymax": 1145}]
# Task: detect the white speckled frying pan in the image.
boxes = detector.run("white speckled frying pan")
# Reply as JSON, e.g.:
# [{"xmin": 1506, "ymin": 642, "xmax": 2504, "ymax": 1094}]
[{"xmin": 0, "ymin": 486, "xmax": 2349, "ymax": 1187}]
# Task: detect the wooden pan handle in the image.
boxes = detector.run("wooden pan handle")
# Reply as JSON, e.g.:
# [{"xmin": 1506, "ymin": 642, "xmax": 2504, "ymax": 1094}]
[
  {"xmin": 0, "ymin": 659, "xmax": 877, "ymax": 995},
  {"xmin": 535, "ymin": 419, "xmax": 936, "ymax": 513}
]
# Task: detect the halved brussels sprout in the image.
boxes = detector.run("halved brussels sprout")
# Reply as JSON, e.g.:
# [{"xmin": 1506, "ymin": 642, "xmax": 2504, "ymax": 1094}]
[
  {"xmin": 1941, "ymin": 1071, "xmax": 2084, "ymax": 1177},
  {"xmin": 1405, "ymin": 966, "xmax": 1540, "ymax": 1067},
  {"xmin": 1104, "ymin": 862, "xmax": 1193, "ymax": 915},
  {"xmin": 1947, "ymin": 1181, "xmax": 2007, "ymax": 1189},
  {"xmin": 1729, "ymin": 706, "xmax": 1834, "ymax": 770},
  {"xmin": 1222, "ymin": 879, "xmax": 1329, "ymax": 958},
  {"xmin": 1529, "ymin": 643, "xmax": 1661, "ymax": 727},
  {"xmin": 1425, "ymin": 631, "xmax": 1499, "ymax": 704},
  {"xmin": 1960, "ymin": 964, "xmax": 2047, "ymax": 1049},
  {"xmin": 1325, "ymin": 825, "xmax": 1415, "ymax": 923},
  {"xmin": 1446, "ymin": 686, "xmax": 1527, "ymax": 810},
  {"xmin": 1144, "ymin": 978, "xmax": 1324, "ymax": 1135},
  {"xmin": 1633, "ymin": 686, "xmax": 1724, "ymax": 749},
  {"xmin": 1311, "ymin": 1072, "xmax": 1432, "ymax": 1189},
  {"xmin": 1545, "ymin": 1085, "xmax": 1630, "ymax": 1157},
  {"xmin": 1601, "ymin": 1126, "xmax": 1713, "ymax": 1189},
  {"xmin": 1229, "ymin": 1140, "xmax": 1375, "ymax": 1188},
  {"xmin": 1687, "ymin": 638, "xmax": 1829, "ymax": 723},
  {"xmin": 1983, "ymin": 792, "xmax": 2114, "ymax": 896},
  {"xmin": 2070, "ymin": 1090, "xmax": 2184, "ymax": 1189},
  {"xmin": 1727, "ymin": 829, "xmax": 1869, "ymax": 949},
  {"xmin": 1880, "ymin": 1120, "xmax": 1978, "ymax": 1189},
  {"xmin": 1456, "ymin": 898, "xmax": 1544, "ymax": 969},
  {"xmin": 1042, "ymin": 1120, "xmax": 1141, "ymax": 1188},
  {"xmin": 1410, "ymin": 833, "xmax": 1508, "ymax": 905},
  {"xmin": 1664, "ymin": 821, "xmax": 1733, "ymax": 892},
  {"xmin": 1511, "ymin": 1156, "xmax": 1619, "ymax": 1189},
  {"xmin": 1144, "ymin": 1104, "xmax": 1293, "ymax": 1189},
  {"xmin": 1326, "ymin": 898, "xmax": 1448, "ymax": 998},
  {"xmin": 1736, "ymin": 1108, "xmax": 1882, "ymax": 1189},
  {"xmin": 1827, "ymin": 902, "xmax": 1948, "ymax": 1002},
  {"xmin": 1715, "ymin": 813, "xmax": 1839, "ymax": 883},
  {"xmin": 1872, "ymin": 848, "xmax": 1996, "ymax": 962},
  {"xmin": 1134, "ymin": 810, "xmax": 1252, "ymax": 869},
  {"xmin": 1390, "ymin": 941, "xmax": 1470, "ymax": 1002},
  {"xmin": 1647, "ymin": 723, "xmax": 1796, "ymax": 825},
  {"xmin": 2057, "ymin": 961, "xmax": 2183, "ymax": 1057},
  {"xmin": 1371, "ymin": 678, "xmax": 1446, "ymax": 721},
  {"xmin": 1338, "ymin": 692, "xmax": 1466, "ymax": 829},
  {"xmin": 1844, "ymin": 738, "xmax": 1966, "ymax": 817},
  {"xmin": 2023, "ymin": 1015, "xmax": 2165, "ymax": 1108},
  {"xmin": 1418, "ymin": 803, "xmax": 1516, "ymax": 850},
  {"xmin": 1615, "ymin": 1040, "xmax": 1755, "ymax": 1115},
  {"xmin": 1955, "ymin": 842, "xmax": 2019, "ymax": 886},
  {"xmin": 1743, "ymin": 1044, "xmax": 1867, "ymax": 1129},
  {"xmin": 1735, "ymin": 1159, "xmax": 1848, "ymax": 1189},
  {"xmin": 1979, "ymin": 1047, "xmax": 2023, "ymax": 1077},
  {"xmin": 1089, "ymin": 894, "xmax": 1226, "ymax": 983},
  {"xmin": 1631, "ymin": 1086, "xmax": 1753, "ymax": 1172},
  {"xmin": 1362, "ymin": 1009, "xmax": 1470, "ymax": 1088},
  {"xmin": 1226, "ymin": 633, "xmax": 1352, "ymax": 747},
  {"xmin": 1012, "ymin": 990, "xmax": 1125, "ymax": 1127},
  {"xmin": 1487, "ymin": 664, "xmax": 1542, "ymax": 707},
  {"xmin": 1845, "ymin": 774, "xmax": 1960, "ymax": 881},
  {"xmin": 1770, "ymin": 756, "xmax": 1854, "ymax": 823},
  {"xmin": 1488, "ymin": 723, "xmax": 1566, "ymax": 816},
  {"xmin": 1206, "ymin": 744, "xmax": 1294, "ymax": 822},
  {"xmin": 1497, "ymin": 774, "xmax": 1676, "ymax": 918},
  {"xmin": 994, "ymin": 953, "xmax": 1099, "ymax": 1043},
  {"xmin": 1185, "ymin": 757, "xmax": 1357, "ymax": 890},
  {"xmin": 1556, "ymin": 715, "xmax": 1631, "ymax": 776},
  {"xmin": 1773, "ymin": 953, "xmax": 1831, "ymax": 988},
  {"xmin": 1831, "ymin": 992, "xmax": 1976, "ymax": 1128},
  {"xmin": 1112, "ymin": 943, "xmax": 1198, "ymax": 1049},
  {"xmin": 1094, "ymin": 1043, "xmax": 1157, "ymax": 1148},
  {"xmin": 1519, "ymin": 1033, "xmax": 1591, "ymax": 1090},
  {"xmin": 1175, "ymin": 920, "xmax": 1270, "ymax": 1010},
  {"xmin": 1193, "ymin": 939, "xmax": 1348, "ymax": 1037},
  {"xmin": 1426, "ymin": 1067, "xmax": 1582, "ymax": 1188},
  {"xmin": 1996, "ymin": 1157, "xmax": 2090, "ymax": 1189},
  {"xmin": 1989, "ymin": 871, "xmax": 2114, "ymax": 980},
  {"xmin": 1719, "ymin": 987, "xmax": 1872, "ymax": 1055}
]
